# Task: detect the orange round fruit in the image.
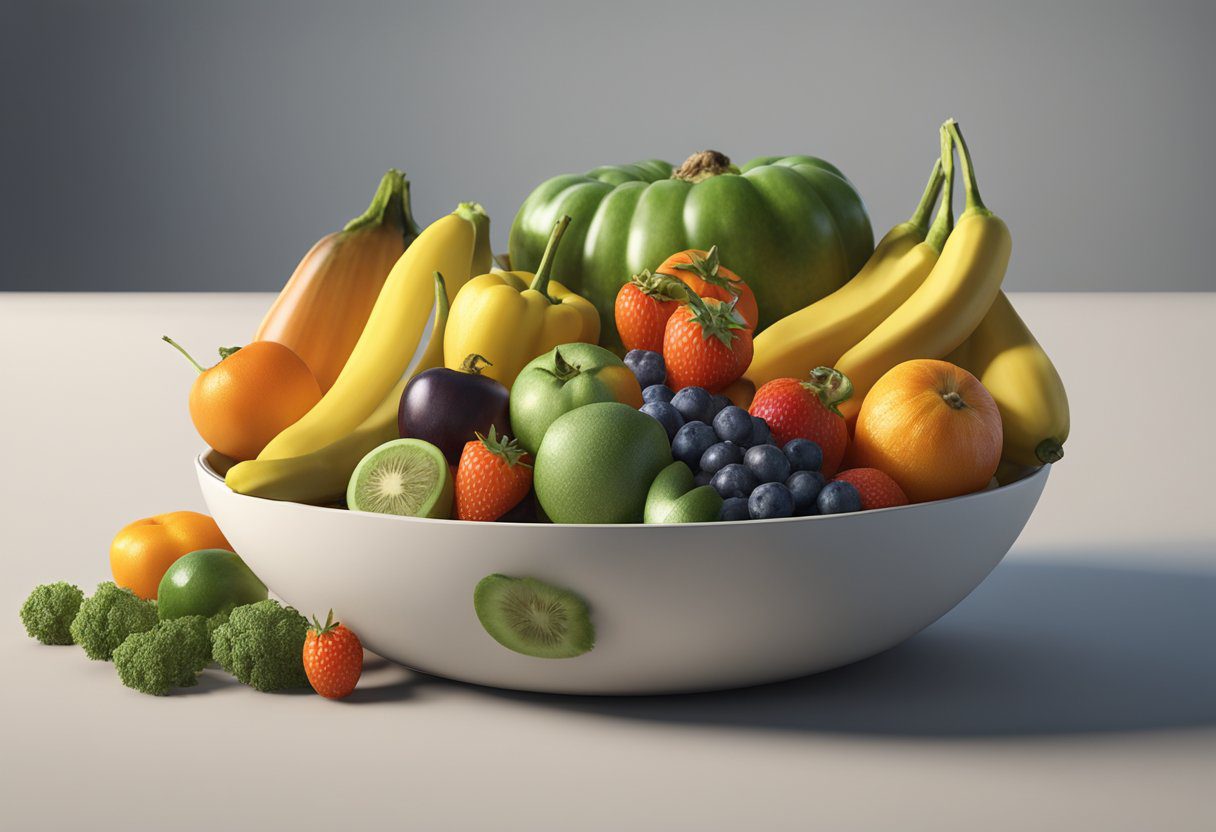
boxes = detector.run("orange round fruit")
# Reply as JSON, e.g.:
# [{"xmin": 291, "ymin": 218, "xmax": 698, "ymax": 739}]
[
  {"xmin": 852, "ymin": 359, "xmax": 1002, "ymax": 503},
  {"xmin": 110, "ymin": 511, "xmax": 232, "ymax": 600}
]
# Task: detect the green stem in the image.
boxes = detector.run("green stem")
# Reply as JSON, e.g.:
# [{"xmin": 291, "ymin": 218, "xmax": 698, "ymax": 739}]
[
  {"xmin": 343, "ymin": 170, "xmax": 421, "ymax": 243},
  {"xmin": 432, "ymin": 271, "xmax": 449, "ymax": 320},
  {"xmin": 528, "ymin": 215, "xmax": 572, "ymax": 299},
  {"xmin": 1036, "ymin": 438, "xmax": 1064, "ymax": 464},
  {"xmin": 162, "ymin": 336, "xmax": 206, "ymax": 374},
  {"xmin": 925, "ymin": 123, "xmax": 955, "ymax": 253},
  {"xmin": 945, "ymin": 119, "xmax": 992, "ymax": 218},
  {"xmin": 460, "ymin": 354, "xmax": 493, "ymax": 375},
  {"xmin": 907, "ymin": 158, "xmax": 944, "ymax": 235},
  {"xmin": 551, "ymin": 348, "xmax": 581, "ymax": 381},
  {"xmin": 803, "ymin": 366, "xmax": 854, "ymax": 416}
]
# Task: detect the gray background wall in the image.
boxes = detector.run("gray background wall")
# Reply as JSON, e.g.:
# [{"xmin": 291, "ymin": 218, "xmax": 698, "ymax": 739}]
[{"xmin": 1, "ymin": 0, "xmax": 1212, "ymax": 292}]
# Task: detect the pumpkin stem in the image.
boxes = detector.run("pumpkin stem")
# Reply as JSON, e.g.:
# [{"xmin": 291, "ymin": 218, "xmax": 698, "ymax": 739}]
[
  {"xmin": 801, "ymin": 367, "xmax": 854, "ymax": 417},
  {"xmin": 942, "ymin": 391, "xmax": 967, "ymax": 410},
  {"xmin": 671, "ymin": 150, "xmax": 736, "ymax": 183}
]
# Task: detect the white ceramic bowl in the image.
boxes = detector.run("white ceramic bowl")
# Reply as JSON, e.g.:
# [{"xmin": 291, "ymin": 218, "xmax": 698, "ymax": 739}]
[{"xmin": 196, "ymin": 453, "xmax": 1049, "ymax": 695}]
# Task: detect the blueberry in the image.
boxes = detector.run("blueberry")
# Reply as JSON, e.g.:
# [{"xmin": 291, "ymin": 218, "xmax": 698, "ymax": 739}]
[
  {"xmin": 711, "ymin": 463, "xmax": 759, "ymax": 499},
  {"xmin": 784, "ymin": 438, "xmax": 823, "ymax": 472},
  {"xmin": 699, "ymin": 441, "xmax": 743, "ymax": 475},
  {"xmin": 713, "ymin": 406, "xmax": 754, "ymax": 445},
  {"xmin": 642, "ymin": 384, "xmax": 675, "ymax": 404},
  {"xmin": 706, "ymin": 394, "xmax": 731, "ymax": 421},
  {"xmin": 624, "ymin": 349, "xmax": 667, "ymax": 389},
  {"xmin": 640, "ymin": 401, "xmax": 684, "ymax": 440},
  {"xmin": 748, "ymin": 482, "xmax": 795, "ymax": 520},
  {"xmin": 817, "ymin": 480, "xmax": 863, "ymax": 515},
  {"xmin": 671, "ymin": 421, "xmax": 718, "ymax": 468},
  {"xmin": 719, "ymin": 496, "xmax": 750, "ymax": 522},
  {"xmin": 671, "ymin": 386, "xmax": 712, "ymax": 423},
  {"xmin": 744, "ymin": 444, "xmax": 791, "ymax": 484},
  {"xmin": 787, "ymin": 470, "xmax": 826, "ymax": 515},
  {"xmin": 693, "ymin": 469, "xmax": 713, "ymax": 488},
  {"xmin": 749, "ymin": 415, "xmax": 773, "ymax": 447}
]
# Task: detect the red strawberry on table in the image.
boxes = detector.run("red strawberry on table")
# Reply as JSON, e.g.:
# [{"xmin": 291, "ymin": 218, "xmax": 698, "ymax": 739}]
[
  {"xmin": 749, "ymin": 367, "xmax": 852, "ymax": 476},
  {"xmin": 615, "ymin": 270, "xmax": 682, "ymax": 353},
  {"xmin": 834, "ymin": 468, "xmax": 910, "ymax": 510},
  {"xmin": 303, "ymin": 610, "xmax": 363, "ymax": 700},
  {"xmin": 662, "ymin": 284, "xmax": 753, "ymax": 392},
  {"xmin": 455, "ymin": 427, "xmax": 533, "ymax": 521}
]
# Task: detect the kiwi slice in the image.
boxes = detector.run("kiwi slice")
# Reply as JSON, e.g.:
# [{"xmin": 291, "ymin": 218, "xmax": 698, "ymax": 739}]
[
  {"xmin": 473, "ymin": 574, "xmax": 595, "ymax": 659},
  {"xmin": 347, "ymin": 439, "xmax": 453, "ymax": 518}
]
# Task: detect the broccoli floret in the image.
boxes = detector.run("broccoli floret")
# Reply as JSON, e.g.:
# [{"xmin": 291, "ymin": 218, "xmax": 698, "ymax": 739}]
[
  {"xmin": 70, "ymin": 581, "xmax": 159, "ymax": 661},
  {"xmin": 212, "ymin": 599, "xmax": 310, "ymax": 691},
  {"xmin": 20, "ymin": 581, "xmax": 85, "ymax": 645},
  {"xmin": 113, "ymin": 616, "xmax": 211, "ymax": 696}
]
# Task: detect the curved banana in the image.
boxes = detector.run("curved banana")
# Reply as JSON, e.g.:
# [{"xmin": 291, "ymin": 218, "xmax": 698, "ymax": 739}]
[
  {"xmin": 226, "ymin": 272, "xmax": 451, "ymax": 503},
  {"xmin": 952, "ymin": 291, "xmax": 1069, "ymax": 466},
  {"xmin": 257, "ymin": 204, "xmax": 485, "ymax": 461},
  {"xmin": 836, "ymin": 119, "xmax": 1010, "ymax": 421},
  {"xmin": 744, "ymin": 158, "xmax": 948, "ymax": 389}
]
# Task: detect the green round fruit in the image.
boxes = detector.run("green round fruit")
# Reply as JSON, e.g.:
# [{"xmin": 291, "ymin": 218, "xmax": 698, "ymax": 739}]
[
  {"xmin": 534, "ymin": 401, "xmax": 672, "ymax": 524},
  {"xmin": 157, "ymin": 549, "xmax": 268, "ymax": 621},
  {"xmin": 347, "ymin": 438, "xmax": 453, "ymax": 518}
]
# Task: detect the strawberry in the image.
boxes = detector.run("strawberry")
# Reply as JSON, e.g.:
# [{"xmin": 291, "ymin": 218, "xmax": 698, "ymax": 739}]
[
  {"xmin": 834, "ymin": 468, "xmax": 910, "ymax": 510},
  {"xmin": 658, "ymin": 246, "xmax": 760, "ymax": 330},
  {"xmin": 749, "ymin": 367, "xmax": 852, "ymax": 475},
  {"xmin": 662, "ymin": 291, "xmax": 754, "ymax": 392},
  {"xmin": 615, "ymin": 270, "xmax": 682, "ymax": 353},
  {"xmin": 455, "ymin": 426, "xmax": 533, "ymax": 521},
  {"xmin": 303, "ymin": 610, "xmax": 363, "ymax": 700}
]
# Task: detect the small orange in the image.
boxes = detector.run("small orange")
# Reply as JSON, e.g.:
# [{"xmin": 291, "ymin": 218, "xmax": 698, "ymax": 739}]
[
  {"xmin": 852, "ymin": 359, "xmax": 1002, "ymax": 503},
  {"xmin": 110, "ymin": 511, "xmax": 232, "ymax": 600},
  {"xmin": 164, "ymin": 337, "xmax": 322, "ymax": 461}
]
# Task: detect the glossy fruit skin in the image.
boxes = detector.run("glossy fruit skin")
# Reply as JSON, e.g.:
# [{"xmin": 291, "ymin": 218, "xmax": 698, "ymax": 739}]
[
  {"xmin": 663, "ymin": 301, "xmax": 754, "ymax": 392},
  {"xmin": 711, "ymin": 463, "xmax": 758, "ymax": 499},
  {"xmin": 670, "ymin": 421, "xmax": 718, "ymax": 469},
  {"xmin": 749, "ymin": 377, "xmax": 850, "ymax": 476},
  {"xmin": 834, "ymin": 468, "xmax": 910, "ymax": 511},
  {"xmin": 615, "ymin": 279, "xmax": 681, "ymax": 353},
  {"xmin": 640, "ymin": 401, "xmax": 684, "ymax": 440},
  {"xmin": 744, "ymin": 445, "xmax": 791, "ymax": 484},
  {"xmin": 719, "ymin": 496, "xmax": 750, "ymax": 521},
  {"xmin": 712, "ymin": 406, "xmax": 754, "ymax": 445},
  {"xmin": 110, "ymin": 511, "xmax": 232, "ymax": 601},
  {"xmin": 188, "ymin": 341, "xmax": 322, "ymax": 462},
  {"xmin": 787, "ymin": 470, "xmax": 826, "ymax": 515},
  {"xmin": 852, "ymin": 359, "xmax": 1003, "ymax": 503},
  {"xmin": 455, "ymin": 431, "xmax": 534, "ymax": 522},
  {"xmin": 655, "ymin": 248, "xmax": 759, "ymax": 330},
  {"xmin": 509, "ymin": 343, "xmax": 643, "ymax": 456},
  {"xmin": 624, "ymin": 349, "xmax": 667, "ymax": 389},
  {"xmin": 399, "ymin": 365, "xmax": 511, "ymax": 465},
  {"xmin": 671, "ymin": 387, "xmax": 712, "ymax": 423},
  {"xmin": 303, "ymin": 615, "xmax": 363, "ymax": 700},
  {"xmin": 817, "ymin": 481, "xmax": 862, "ymax": 514},
  {"xmin": 643, "ymin": 384, "xmax": 675, "ymax": 404},
  {"xmin": 700, "ymin": 441, "xmax": 743, "ymax": 474},
  {"xmin": 749, "ymin": 482, "xmax": 795, "ymax": 519},
  {"xmin": 534, "ymin": 402, "xmax": 672, "ymax": 523},
  {"xmin": 156, "ymin": 549, "xmax": 267, "ymax": 620},
  {"xmin": 749, "ymin": 416, "xmax": 773, "ymax": 447},
  {"xmin": 509, "ymin": 154, "xmax": 874, "ymax": 351},
  {"xmin": 783, "ymin": 439, "xmax": 823, "ymax": 473}
]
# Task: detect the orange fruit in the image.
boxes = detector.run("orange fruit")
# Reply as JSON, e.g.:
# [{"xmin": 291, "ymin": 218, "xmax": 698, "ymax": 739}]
[
  {"xmin": 852, "ymin": 359, "xmax": 1002, "ymax": 503},
  {"xmin": 110, "ymin": 511, "xmax": 232, "ymax": 600}
]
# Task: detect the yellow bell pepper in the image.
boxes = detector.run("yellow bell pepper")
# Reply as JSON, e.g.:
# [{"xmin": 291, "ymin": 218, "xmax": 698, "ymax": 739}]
[{"xmin": 444, "ymin": 215, "xmax": 600, "ymax": 388}]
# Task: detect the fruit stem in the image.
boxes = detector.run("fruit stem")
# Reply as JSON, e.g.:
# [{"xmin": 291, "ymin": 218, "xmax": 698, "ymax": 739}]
[
  {"xmin": 162, "ymin": 336, "xmax": 207, "ymax": 374},
  {"xmin": 1036, "ymin": 438, "xmax": 1064, "ymax": 464},
  {"xmin": 528, "ymin": 215, "xmax": 572, "ymax": 300},
  {"xmin": 945, "ymin": 119, "xmax": 992, "ymax": 218},
  {"xmin": 803, "ymin": 366, "xmax": 854, "ymax": 415},
  {"xmin": 433, "ymin": 271, "xmax": 450, "ymax": 320},
  {"xmin": 671, "ymin": 150, "xmax": 736, "ymax": 183},
  {"xmin": 343, "ymin": 169, "xmax": 421, "ymax": 243},
  {"xmin": 310, "ymin": 609, "xmax": 339, "ymax": 635},
  {"xmin": 460, "ymin": 354, "xmax": 493, "ymax": 375},
  {"xmin": 668, "ymin": 246, "xmax": 741, "ymax": 298},
  {"xmin": 551, "ymin": 348, "xmax": 581, "ymax": 382},
  {"xmin": 926, "ymin": 123, "xmax": 956, "ymax": 253},
  {"xmin": 907, "ymin": 158, "xmax": 944, "ymax": 236},
  {"xmin": 942, "ymin": 391, "xmax": 967, "ymax": 410}
]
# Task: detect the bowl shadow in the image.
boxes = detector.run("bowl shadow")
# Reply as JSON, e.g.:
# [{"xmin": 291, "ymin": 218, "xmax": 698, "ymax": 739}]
[{"xmin": 445, "ymin": 554, "xmax": 1216, "ymax": 737}]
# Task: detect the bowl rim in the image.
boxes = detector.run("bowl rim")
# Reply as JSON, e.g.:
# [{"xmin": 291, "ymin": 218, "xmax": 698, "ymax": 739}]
[{"xmin": 199, "ymin": 451, "xmax": 1050, "ymax": 530}]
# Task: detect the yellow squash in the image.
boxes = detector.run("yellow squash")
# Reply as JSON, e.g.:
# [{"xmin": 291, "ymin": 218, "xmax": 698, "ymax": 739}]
[
  {"xmin": 745, "ymin": 158, "xmax": 948, "ymax": 390},
  {"xmin": 836, "ymin": 120, "xmax": 1011, "ymax": 421},
  {"xmin": 258, "ymin": 204, "xmax": 488, "ymax": 461},
  {"xmin": 444, "ymin": 215, "xmax": 599, "ymax": 389}
]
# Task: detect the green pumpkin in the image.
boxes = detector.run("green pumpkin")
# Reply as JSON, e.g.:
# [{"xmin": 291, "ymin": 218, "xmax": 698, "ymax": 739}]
[{"xmin": 508, "ymin": 150, "xmax": 874, "ymax": 352}]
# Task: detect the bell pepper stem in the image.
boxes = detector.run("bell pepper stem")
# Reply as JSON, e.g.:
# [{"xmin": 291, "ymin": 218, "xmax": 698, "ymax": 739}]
[
  {"xmin": 343, "ymin": 169, "xmax": 421, "ymax": 242},
  {"xmin": 945, "ymin": 119, "xmax": 992, "ymax": 219},
  {"xmin": 926, "ymin": 123, "xmax": 956, "ymax": 253},
  {"xmin": 907, "ymin": 158, "xmax": 944, "ymax": 236},
  {"xmin": 460, "ymin": 353, "xmax": 493, "ymax": 375},
  {"xmin": 162, "ymin": 336, "xmax": 207, "ymax": 374},
  {"xmin": 528, "ymin": 215, "xmax": 572, "ymax": 299}
]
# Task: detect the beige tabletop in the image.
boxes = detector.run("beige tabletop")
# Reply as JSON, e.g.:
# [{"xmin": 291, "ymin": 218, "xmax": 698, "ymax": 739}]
[{"xmin": 2, "ymin": 292, "xmax": 1213, "ymax": 831}]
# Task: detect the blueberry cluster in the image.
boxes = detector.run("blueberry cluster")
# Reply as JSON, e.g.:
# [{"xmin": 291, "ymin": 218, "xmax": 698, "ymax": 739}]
[{"xmin": 625, "ymin": 349, "xmax": 862, "ymax": 521}]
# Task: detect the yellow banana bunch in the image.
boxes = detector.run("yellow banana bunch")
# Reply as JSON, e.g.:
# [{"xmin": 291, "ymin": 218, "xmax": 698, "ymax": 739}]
[
  {"xmin": 744, "ymin": 158, "xmax": 948, "ymax": 390},
  {"xmin": 257, "ymin": 203, "xmax": 489, "ymax": 461},
  {"xmin": 835, "ymin": 119, "xmax": 1011, "ymax": 421},
  {"xmin": 949, "ymin": 291, "xmax": 1069, "ymax": 466},
  {"xmin": 226, "ymin": 272, "xmax": 451, "ymax": 503}
]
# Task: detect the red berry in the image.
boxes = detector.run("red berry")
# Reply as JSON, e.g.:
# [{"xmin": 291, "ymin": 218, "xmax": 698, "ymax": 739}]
[
  {"xmin": 455, "ymin": 427, "xmax": 533, "ymax": 521},
  {"xmin": 303, "ymin": 611, "xmax": 363, "ymax": 700},
  {"xmin": 662, "ymin": 296, "xmax": 753, "ymax": 392},
  {"xmin": 615, "ymin": 271, "xmax": 682, "ymax": 353},
  {"xmin": 749, "ymin": 368, "xmax": 853, "ymax": 476},
  {"xmin": 834, "ymin": 468, "xmax": 910, "ymax": 510}
]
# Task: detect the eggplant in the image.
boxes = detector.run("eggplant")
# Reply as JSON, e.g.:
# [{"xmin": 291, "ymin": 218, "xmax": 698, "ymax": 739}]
[{"xmin": 398, "ymin": 354, "xmax": 511, "ymax": 464}]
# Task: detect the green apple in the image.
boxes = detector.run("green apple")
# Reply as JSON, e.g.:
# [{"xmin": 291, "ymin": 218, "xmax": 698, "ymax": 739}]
[{"xmin": 645, "ymin": 461, "xmax": 724, "ymax": 523}]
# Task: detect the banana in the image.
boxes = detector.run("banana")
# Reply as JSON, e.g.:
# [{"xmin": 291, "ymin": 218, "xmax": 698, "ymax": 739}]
[
  {"xmin": 744, "ymin": 158, "xmax": 948, "ymax": 389},
  {"xmin": 257, "ymin": 203, "xmax": 485, "ymax": 461},
  {"xmin": 836, "ymin": 119, "xmax": 1010, "ymax": 421},
  {"xmin": 226, "ymin": 272, "xmax": 451, "ymax": 503},
  {"xmin": 952, "ymin": 291, "xmax": 1069, "ymax": 467}
]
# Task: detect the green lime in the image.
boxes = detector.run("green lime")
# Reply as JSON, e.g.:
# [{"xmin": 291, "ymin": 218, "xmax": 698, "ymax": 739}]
[
  {"xmin": 347, "ymin": 438, "xmax": 453, "ymax": 517},
  {"xmin": 157, "ymin": 549, "xmax": 268, "ymax": 620}
]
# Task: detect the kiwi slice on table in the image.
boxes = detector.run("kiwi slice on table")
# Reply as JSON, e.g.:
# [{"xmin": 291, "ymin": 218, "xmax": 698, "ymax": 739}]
[
  {"xmin": 473, "ymin": 574, "xmax": 595, "ymax": 659},
  {"xmin": 347, "ymin": 439, "xmax": 453, "ymax": 518}
]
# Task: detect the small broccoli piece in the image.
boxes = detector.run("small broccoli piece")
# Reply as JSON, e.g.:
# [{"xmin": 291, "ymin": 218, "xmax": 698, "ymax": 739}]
[
  {"xmin": 69, "ymin": 581, "xmax": 159, "ymax": 661},
  {"xmin": 212, "ymin": 599, "xmax": 310, "ymax": 691},
  {"xmin": 113, "ymin": 616, "xmax": 211, "ymax": 696},
  {"xmin": 20, "ymin": 581, "xmax": 85, "ymax": 645}
]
